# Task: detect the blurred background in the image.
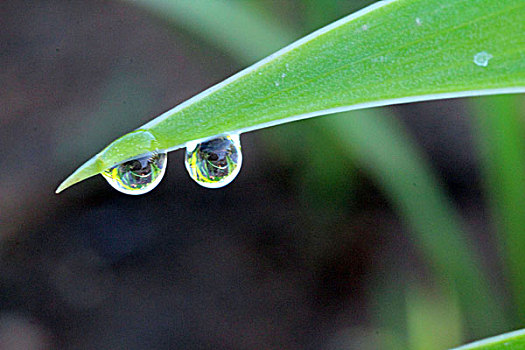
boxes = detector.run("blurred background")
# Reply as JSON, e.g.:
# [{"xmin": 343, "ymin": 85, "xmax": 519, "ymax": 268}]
[{"xmin": 1, "ymin": 0, "xmax": 524, "ymax": 349}]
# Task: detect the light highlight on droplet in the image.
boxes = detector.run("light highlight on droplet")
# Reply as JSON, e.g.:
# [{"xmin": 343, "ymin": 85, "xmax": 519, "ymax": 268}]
[
  {"xmin": 185, "ymin": 135, "xmax": 242, "ymax": 188},
  {"xmin": 102, "ymin": 152, "xmax": 167, "ymax": 195}
]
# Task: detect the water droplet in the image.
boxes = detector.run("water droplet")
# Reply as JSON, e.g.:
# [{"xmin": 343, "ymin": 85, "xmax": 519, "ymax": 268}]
[
  {"xmin": 415, "ymin": 17, "xmax": 422, "ymax": 25},
  {"xmin": 275, "ymin": 81, "xmax": 280, "ymax": 86},
  {"xmin": 185, "ymin": 135, "xmax": 242, "ymax": 188},
  {"xmin": 281, "ymin": 73, "xmax": 286, "ymax": 78},
  {"xmin": 473, "ymin": 51, "xmax": 493, "ymax": 67},
  {"xmin": 102, "ymin": 152, "xmax": 167, "ymax": 195}
]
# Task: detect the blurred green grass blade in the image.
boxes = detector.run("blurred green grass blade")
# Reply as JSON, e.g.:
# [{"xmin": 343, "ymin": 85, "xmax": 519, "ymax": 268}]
[
  {"xmin": 406, "ymin": 284, "xmax": 463, "ymax": 350},
  {"xmin": 124, "ymin": 0, "xmax": 292, "ymax": 61},
  {"xmin": 327, "ymin": 110, "xmax": 508, "ymax": 334},
  {"xmin": 451, "ymin": 329, "xmax": 525, "ymax": 350},
  {"xmin": 302, "ymin": 0, "xmax": 373, "ymax": 29},
  {"xmin": 471, "ymin": 95, "xmax": 525, "ymax": 321},
  {"xmin": 57, "ymin": 0, "xmax": 525, "ymax": 192},
  {"xmin": 302, "ymin": 0, "xmax": 346, "ymax": 29},
  {"xmin": 407, "ymin": 283, "xmax": 462, "ymax": 350},
  {"xmin": 368, "ymin": 266, "xmax": 409, "ymax": 348}
]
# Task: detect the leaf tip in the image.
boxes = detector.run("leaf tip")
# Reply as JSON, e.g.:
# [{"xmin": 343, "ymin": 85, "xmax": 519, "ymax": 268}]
[{"xmin": 54, "ymin": 155, "xmax": 105, "ymax": 194}]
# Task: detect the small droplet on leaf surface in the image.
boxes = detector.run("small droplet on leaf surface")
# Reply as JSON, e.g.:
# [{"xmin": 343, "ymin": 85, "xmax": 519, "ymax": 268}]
[
  {"xmin": 185, "ymin": 135, "xmax": 242, "ymax": 188},
  {"xmin": 473, "ymin": 51, "xmax": 493, "ymax": 67},
  {"xmin": 102, "ymin": 152, "xmax": 167, "ymax": 195}
]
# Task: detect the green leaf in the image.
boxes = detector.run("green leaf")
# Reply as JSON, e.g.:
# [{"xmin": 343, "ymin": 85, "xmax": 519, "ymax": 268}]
[
  {"xmin": 406, "ymin": 284, "xmax": 462, "ymax": 350},
  {"xmin": 328, "ymin": 110, "xmax": 508, "ymax": 334},
  {"xmin": 451, "ymin": 329, "xmax": 525, "ymax": 350},
  {"xmin": 57, "ymin": 0, "xmax": 525, "ymax": 192},
  {"xmin": 471, "ymin": 94, "xmax": 525, "ymax": 321}
]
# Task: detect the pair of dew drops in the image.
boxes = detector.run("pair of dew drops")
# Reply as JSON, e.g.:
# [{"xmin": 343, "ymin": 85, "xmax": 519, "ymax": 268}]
[{"xmin": 102, "ymin": 134, "xmax": 242, "ymax": 195}]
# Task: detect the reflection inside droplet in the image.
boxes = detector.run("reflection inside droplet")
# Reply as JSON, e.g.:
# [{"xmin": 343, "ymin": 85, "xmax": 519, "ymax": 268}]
[
  {"xmin": 185, "ymin": 134, "xmax": 242, "ymax": 188},
  {"xmin": 102, "ymin": 152, "xmax": 167, "ymax": 195}
]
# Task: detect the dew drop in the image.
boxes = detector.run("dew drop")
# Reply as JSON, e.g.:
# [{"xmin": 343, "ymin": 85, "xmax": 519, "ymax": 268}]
[
  {"xmin": 473, "ymin": 51, "xmax": 493, "ymax": 67},
  {"xmin": 415, "ymin": 17, "xmax": 422, "ymax": 25},
  {"xmin": 102, "ymin": 152, "xmax": 167, "ymax": 195},
  {"xmin": 185, "ymin": 135, "xmax": 242, "ymax": 188}
]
